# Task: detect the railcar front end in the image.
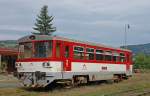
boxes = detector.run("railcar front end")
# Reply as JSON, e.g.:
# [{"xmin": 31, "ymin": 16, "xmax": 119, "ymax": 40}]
[
  {"xmin": 16, "ymin": 61, "xmax": 63, "ymax": 87},
  {"xmin": 16, "ymin": 36, "xmax": 63, "ymax": 87}
]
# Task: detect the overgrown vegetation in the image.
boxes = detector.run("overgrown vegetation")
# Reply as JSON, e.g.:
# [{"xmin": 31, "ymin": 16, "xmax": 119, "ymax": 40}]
[{"xmin": 134, "ymin": 53, "xmax": 150, "ymax": 69}]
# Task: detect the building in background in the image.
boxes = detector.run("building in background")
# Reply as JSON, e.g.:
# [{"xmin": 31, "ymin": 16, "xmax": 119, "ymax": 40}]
[{"xmin": 0, "ymin": 48, "xmax": 18, "ymax": 73}]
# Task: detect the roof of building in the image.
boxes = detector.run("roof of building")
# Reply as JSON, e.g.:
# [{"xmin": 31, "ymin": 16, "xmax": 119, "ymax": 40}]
[
  {"xmin": 18, "ymin": 35, "xmax": 131, "ymax": 52},
  {"xmin": 0, "ymin": 48, "xmax": 18, "ymax": 56}
]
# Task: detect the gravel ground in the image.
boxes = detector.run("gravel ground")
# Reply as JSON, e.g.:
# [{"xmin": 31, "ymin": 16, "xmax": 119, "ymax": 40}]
[
  {"xmin": 0, "ymin": 82, "xmax": 20, "ymax": 88},
  {"xmin": 0, "ymin": 74, "xmax": 21, "ymax": 88}
]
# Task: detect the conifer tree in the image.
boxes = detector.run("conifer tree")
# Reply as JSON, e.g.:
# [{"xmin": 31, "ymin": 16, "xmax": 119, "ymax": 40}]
[{"xmin": 33, "ymin": 5, "xmax": 56, "ymax": 35}]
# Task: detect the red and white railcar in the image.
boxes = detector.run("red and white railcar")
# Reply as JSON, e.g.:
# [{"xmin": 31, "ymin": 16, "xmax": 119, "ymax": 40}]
[{"xmin": 16, "ymin": 35, "xmax": 132, "ymax": 87}]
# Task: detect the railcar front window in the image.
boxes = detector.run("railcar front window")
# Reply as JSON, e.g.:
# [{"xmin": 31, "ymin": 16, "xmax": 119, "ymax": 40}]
[
  {"xmin": 19, "ymin": 43, "xmax": 32, "ymax": 58},
  {"xmin": 18, "ymin": 41, "xmax": 53, "ymax": 59},
  {"xmin": 34, "ymin": 41, "xmax": 52, "ymax": 58}
]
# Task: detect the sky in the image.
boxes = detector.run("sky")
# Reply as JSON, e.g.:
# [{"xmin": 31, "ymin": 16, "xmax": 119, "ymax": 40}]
[{"xmin": 0, "ymin": 0, "xmax": 150, "ymax": 47}]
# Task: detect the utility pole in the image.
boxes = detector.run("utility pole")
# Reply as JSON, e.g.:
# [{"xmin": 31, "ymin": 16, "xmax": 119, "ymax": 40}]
[
  {"xmin": 125, "ymin": 24, "xmax": 127, "ymax": 49},
  {"xmin": 124, "ymin": 24, "xmax": 130, "ymax": 49},
  {"xmin": 0, "ymin": 55, "xmax": 1, "ymax": 72}
]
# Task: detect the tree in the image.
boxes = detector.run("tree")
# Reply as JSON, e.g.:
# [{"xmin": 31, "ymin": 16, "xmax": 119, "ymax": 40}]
[
  {"xmin": 134, "ymin": 53, "xmax": 145, "ymax": 69},
  {"xmin": 33, "ymin": 5, "xmax": 56, "ymax": 35},
  {"xmin": 134, "ymin": 53, "xmax": 150, "ymax": 69}
]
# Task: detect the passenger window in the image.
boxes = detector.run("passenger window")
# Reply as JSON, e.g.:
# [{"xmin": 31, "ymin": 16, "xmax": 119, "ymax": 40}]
[
  {"xmin": 105, "ymin": 51, "xmax": 112, "ymax": 61},
  {"xmin": 120, "ymin": 53, "xmax": 125, "ymax": 62},
  {"xmin": 86, "ymin": 48, "xmax": 94, "ymax": 60},
  {"xmin": 113, "ymin": 52, "xmax": 119, "ymax": 62},
  {"xmin": 73, "ymin": 46, "xmax": 84, "ymax": 60},
  {"xmin": 96, "ymin": 49, "xmax": 104, "ymax": 60}
]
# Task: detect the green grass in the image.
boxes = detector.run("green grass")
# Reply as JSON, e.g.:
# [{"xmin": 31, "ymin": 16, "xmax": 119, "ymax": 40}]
[{"xmin": 0, "ymin": 72, "xmax": 150, "ymax": 96}]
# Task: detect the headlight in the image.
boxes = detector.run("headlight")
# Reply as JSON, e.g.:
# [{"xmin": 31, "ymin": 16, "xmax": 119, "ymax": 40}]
[
  {"xmin": 42, "ymin": 62, "xmax": 52, "ymax": 68},
  {"xmin": 15, "ymin": 63, "xmax": 21, "ymax": 67},
  {"xmin": 42, "ymin": 62, "xmax": 45, "ymax": 67}
]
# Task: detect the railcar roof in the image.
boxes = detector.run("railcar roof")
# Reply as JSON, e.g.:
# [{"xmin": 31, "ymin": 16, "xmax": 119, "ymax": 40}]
[{"xmin": 18, "ymin": 35, "xmax": 131, "ymax": 52}]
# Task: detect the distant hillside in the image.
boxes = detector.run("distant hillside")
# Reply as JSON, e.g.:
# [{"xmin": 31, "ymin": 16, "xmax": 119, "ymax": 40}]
[
  {"xmin": 121, "ymin": 43, "xmax": 150, "ymax": 56},
  {"xmin": 0, "ymin": 40, "xmax": 17, "ymax": 48}
]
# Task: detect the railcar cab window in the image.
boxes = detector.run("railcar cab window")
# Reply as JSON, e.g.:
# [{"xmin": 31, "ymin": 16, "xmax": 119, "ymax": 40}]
[
  {"xmin": 19, "ymin": 42, "xmax": 32, "ymax": 58},
  {"xmin": 113, "ymin": 52, "xmax": 119, "ymax": 62},
  {"xmin": 34, "ymin": 41, "xmax": 53, "ymax": 58},
  {"xmin": 105, "ymin": 51, "xmax": 112, "ymax": 61},
  {"xmin": 96, "ymin": 49, "xmax": 104, "ymax": 60},
  {"xmin": 18, "ymin": 41, "xmax": 53, "ymax": 59},
  {"xmin": 73, "ymin": 46, "xmax": 84, "ymax": 60},
  {"xmin": 86, "ymin": 48, "xmax": 94, "ymax": 60},
  {"xmin": 120, "ymin": 53, "xmax": 126, "ymax": 62}
]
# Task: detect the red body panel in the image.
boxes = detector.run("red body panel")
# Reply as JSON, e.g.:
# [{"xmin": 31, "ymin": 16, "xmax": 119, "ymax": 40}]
[{"xmin": 17, "ymin": 39, "xmax": 132, "ymax": 72}]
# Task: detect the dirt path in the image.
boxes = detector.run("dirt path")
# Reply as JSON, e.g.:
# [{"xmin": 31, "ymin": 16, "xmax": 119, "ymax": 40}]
[
  {"xmin": 0, "ymin": 82, "xmax": 20, "ymax": 88},
  {"xmin": 0, "ymin": 74, "xmax": 20, "ymax": 88}
]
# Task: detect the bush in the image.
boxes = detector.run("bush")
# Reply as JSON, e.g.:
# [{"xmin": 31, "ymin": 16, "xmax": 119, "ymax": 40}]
[
  {"xmin": 0, "ymin": 61, "xmax": 7, "ymax": 73},
  {"xmin": 134, "ymin": 53, "xmax": 150, "ymax": 69}
]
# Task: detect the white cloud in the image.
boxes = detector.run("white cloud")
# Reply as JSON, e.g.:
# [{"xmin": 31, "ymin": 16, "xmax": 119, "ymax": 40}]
[
  {"xmin": 0, "ymin": 34, "xmax": 21, "ymax": 40},
  {"xmin": 0, "ymin": 0, "xmax": 150, "ymax": 46},
  {"xmin": 0, "ymin": 25, "xmax": 32, "ymax": 32}
]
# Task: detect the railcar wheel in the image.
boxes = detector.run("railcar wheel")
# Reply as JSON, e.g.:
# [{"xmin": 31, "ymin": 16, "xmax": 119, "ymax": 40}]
[
  {"xmin": 106, "ymin": 79, "xmax": 114, "ymax": 84},
  {"xmin": 114, "ymin": 75, "xmax": 123, "ymax": 83},
  {"xmin": 72, "ymin": 76, "xmax": 89, "ymax": 87}
]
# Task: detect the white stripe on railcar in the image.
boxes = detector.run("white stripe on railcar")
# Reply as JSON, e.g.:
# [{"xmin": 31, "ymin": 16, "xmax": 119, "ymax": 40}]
[
  {"xmin": 71, "ymin": 62, "xmax": 127, "ymax": 72},
  {"xmin": 16, "ymin": 61, "xmax": 63, "ymax": 72}
]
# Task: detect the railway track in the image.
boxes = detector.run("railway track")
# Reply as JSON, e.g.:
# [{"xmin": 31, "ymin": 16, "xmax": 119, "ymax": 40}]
[
  {"xmin": 132, "ymin": 89, "xmax": 150, "ymax": 96},
  {"xmin": 20, "ymin": 80, "xmax": 150, "ymax": 96},
  {"xmin": 105, "ymin": 88, "xmax": 150, "ymax": 96}
]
